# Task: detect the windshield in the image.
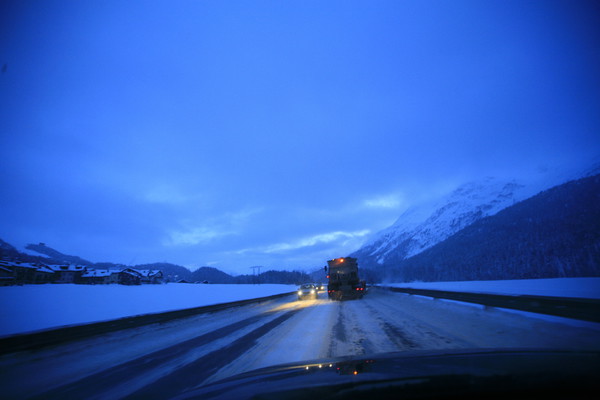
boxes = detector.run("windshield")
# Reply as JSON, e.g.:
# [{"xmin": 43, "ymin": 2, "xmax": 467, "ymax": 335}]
[{"xmin": 1, "ymin": 1, "xmax": 599, "ymax": 399}]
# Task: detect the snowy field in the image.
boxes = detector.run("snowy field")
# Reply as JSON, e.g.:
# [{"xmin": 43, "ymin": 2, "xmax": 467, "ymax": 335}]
[
  {"xmin": 0, "ymin": 283, "xmax": 295, "ymax": 337},
  {"xmin": 1, "ymin": 278, "xmax": 598, "ymax": 338},
  {"xmin": 383, "ymin": 277, "xmax": 600, "ymax": 299}
]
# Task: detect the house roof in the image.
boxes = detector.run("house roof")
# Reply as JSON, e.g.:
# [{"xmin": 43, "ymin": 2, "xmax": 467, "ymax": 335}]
[
  {"xmin": 46, "ymin": 264, "xmax": 86, "ymax": 272},
  {"xmin": 120, "ymin": 268, "xmax": 142, "ymax": 277},
  {"xmin": 0, "ymin": 261, "xmax": 39, "ymax": 270},
  {"xmin": 134, "ymin": 269, "xmax": 163, "ymax": 277},
  {"xmin": 36, "ymin": 266, "xmax": 55, "ymax": 274},
  {"xmin": 0, "ymin": 261, "xmax": 56, "ymax": 274},
  {"xmin": 82, "ymin": 269, "xmax": 117, "ymax": 278}
]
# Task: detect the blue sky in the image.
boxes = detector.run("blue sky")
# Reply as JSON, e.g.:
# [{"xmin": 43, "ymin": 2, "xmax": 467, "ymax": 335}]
[{"xmin": 1, "ymin": 0, "xmax": 599, "ymax": 274}]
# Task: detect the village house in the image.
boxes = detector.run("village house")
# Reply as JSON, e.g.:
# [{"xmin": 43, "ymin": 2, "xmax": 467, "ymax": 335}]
[
  {"xmin": 119, "ymin": 268, "xmax": 142, "ymax": 285},
  {"xmin": 0, "ymin": 261, "xmax": 38, "ymax": 284},
  {"xmin": 0, "ymin": 263, "xmax": 14, "ymax": 286},
  {"xmin": 134, "ymin": 269, "xmax": 164, "ymax": 284},
  {"xmin": 0, "ymin": 261, "xmax": 63, "ymax": 284},
  {"xmin": 0, "ymin": 259, "xmax": 164, "ymax": 285},
  {"xmin": 81, "ymin": 269, "xmax": 120, "ymax": 284},
  {"xmin": 47, "ymin": 264, "xmax": 86, "ymax": 283},
  {"xmin": 33, "ymin": 265, "xmax": 55, "ymax": 284},
  {"xmin": 81, "ymin": 268, "xmax": 142, "ymax": 285}
]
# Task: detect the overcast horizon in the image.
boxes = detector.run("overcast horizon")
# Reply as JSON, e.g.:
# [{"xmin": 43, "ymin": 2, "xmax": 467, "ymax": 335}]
[{"xmin": 2, "ymin": 1, "xmax": 599, "ymax": 274}]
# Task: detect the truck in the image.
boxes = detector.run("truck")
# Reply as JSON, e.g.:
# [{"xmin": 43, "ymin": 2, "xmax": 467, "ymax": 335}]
[{"xmin": 326, "ymin": 257, "xmax": 365, "ymax": 300}]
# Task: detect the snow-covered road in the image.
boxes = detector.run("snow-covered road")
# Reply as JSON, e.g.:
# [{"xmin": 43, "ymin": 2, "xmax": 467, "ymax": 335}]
[{"xmin": 2, "ymin": 288, "xmax": 599, "ymax": 399}]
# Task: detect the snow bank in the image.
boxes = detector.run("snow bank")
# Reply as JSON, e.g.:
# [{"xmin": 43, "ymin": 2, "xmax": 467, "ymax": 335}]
[
  {"xmin": 0, "ymin": 283, "xmax": 295, "ymax": 337},
  {"xmin": 383, "ymin": 277, "xmax": 600, "ymax": 299}
]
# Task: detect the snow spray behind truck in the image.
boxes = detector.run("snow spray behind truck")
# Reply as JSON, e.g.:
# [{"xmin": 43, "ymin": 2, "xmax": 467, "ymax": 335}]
[{"xmin": 326, "ymin": 257, "xmax": 365, "ymax": 300}]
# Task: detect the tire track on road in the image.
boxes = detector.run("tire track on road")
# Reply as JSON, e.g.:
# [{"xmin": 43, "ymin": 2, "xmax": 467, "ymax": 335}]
[
  {"xmin": 363, "ymin": 289, "xmax": 475, "ymax": 349},
  {"xmin": 333, "ymin": 302, "xmax": 346, "ymax": 342},
  {"xmin": 125, "ymin": 308, "xmax": 303, "ymax": 399},
  {"xmin": 360, "ymin": 300, "xmax": 420, "ymax": 350},
  {"xmin": 331, "ymin": 291, "xmax": 457, "ymax": 354},
  {"xmin": 328, "ymin": 300, "xmax": 377, "ymax": 357},
  {"xmin": 327, "ymin": 301, "xmax": 345, "ymax": 357},
  {"xmin": 210, "ymin": 297, "xmax": 337, "ymax": 379},
  {"xmin": 36, "ymin": 307, "xmax": 299, "ymax": 399}
]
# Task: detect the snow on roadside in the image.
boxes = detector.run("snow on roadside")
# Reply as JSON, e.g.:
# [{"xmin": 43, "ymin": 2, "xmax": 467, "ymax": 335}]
[
  {"xmin": 382, "ymin": 277, "xmax": 600, "ymax": 299},
  {"xmin": 0, "ymin": 283, "xmax": 295, "ymax": 337}
]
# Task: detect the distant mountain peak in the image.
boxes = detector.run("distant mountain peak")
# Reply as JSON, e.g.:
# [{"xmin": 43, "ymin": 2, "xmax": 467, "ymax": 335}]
[
  {"xmin": 353, "ymin": 163, "xmax": 597, "ymax": 269},
  {"xmin": 0, "ymin": 238, "xmax": 17, "ymax": 251},
  {"xmin": 355, "ymin": 177, "xmax": 529, "ymax": 266},
  {"xmin": 353, "ymin": 161, "xmax": 600, "ymax": 271},
  {"xmin": 25, "ymin": 243, "xmax": 93, "ymax": 265}
]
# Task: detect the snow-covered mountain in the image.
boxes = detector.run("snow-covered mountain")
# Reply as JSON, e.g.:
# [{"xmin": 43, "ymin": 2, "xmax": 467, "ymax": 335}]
[{"xmin": 351, "ymin": 161, "xmax": 600, "ymax": 270}]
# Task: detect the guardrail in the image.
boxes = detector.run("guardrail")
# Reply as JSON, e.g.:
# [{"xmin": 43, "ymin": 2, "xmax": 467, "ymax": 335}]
[
  {"xmin": 378, "ymin": 286, "xmax": 600, "ymax": 323},
  {"xmin": 0, "ymin": 291, "xmax": 295, "ymax": 355}
]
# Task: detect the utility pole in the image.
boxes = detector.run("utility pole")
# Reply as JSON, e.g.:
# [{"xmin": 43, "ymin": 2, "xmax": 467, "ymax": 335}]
[{"xmin": 250, "ymin": 266, "xmax": 261, "ymax": 284}]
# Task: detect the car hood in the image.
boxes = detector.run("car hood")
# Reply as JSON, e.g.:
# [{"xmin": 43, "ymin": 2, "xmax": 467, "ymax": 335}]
[{"xmin": 175, "ymin": 348, "xmax": 600, "ymax": 399}]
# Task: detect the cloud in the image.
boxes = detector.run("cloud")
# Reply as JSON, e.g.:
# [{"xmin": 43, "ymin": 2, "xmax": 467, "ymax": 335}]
[
  {"xmin": 362, "ymin": 194, "xmax": 405, "ymax": 209},
  {"xmin": 165, "ymin": 227, "xmax": 234, "ymax": 246},
  {"xmin": 237, "ymin": 229, "xmax": 371, "ymax": 255},
  {"xmin": 225, "ymin": 208, "xmax": 264, "ymax": 224},
  {"xmin": 143, "ymin": 184, "xmax": 201, "ymax": 205},
  {"xmin": 163, "ymin": 207, "xmax": 263, "ymax": 246}
]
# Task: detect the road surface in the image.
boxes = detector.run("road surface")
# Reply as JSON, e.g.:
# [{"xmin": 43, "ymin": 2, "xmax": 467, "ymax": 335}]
[{"xmin": 1, "ymin": 288, "xmax": 598, "ymax": 399}]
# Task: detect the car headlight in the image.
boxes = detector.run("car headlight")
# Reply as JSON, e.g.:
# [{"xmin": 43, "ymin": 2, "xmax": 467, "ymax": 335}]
[
  {"xmin": 310, "ymin": 289, "xmax": 315, "ymax": 294},
  {"xmin": 298, "ymin": 291, "xmax": 302, "ymax": 295}
]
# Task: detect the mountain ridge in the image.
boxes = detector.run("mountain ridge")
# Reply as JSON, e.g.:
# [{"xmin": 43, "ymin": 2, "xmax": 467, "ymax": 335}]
[
  {"xmin": 25, "ymin": 243, "xmax": 94, "ymax": 266},
  {"xmin": 0, "ymin": 240, "xmax": 310, "ymax": 284}
]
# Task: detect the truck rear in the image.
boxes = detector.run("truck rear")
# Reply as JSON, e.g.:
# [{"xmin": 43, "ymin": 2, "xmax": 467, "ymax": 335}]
[{"xmin": 326, "ymin": 257, "xmax": 365, "ymax": 301}]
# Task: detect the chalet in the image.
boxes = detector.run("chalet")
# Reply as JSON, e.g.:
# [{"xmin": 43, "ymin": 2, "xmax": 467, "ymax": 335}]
[
  {"xmin": 0, "ymin": 261, "xmax": 60, "ymax": 284},
  {"xmin": 0, "ymin": 261, "xmax": 162, "ymax": 285},
  {"xmin": 1, "ymin": 261, "xmax": 37, "ymax": 284},
  {"xmin": 33, "ymin": 265, "xmax": 55, "ymax": 284},
  {"xmin": 81, "ymin": 269, "xmax": 144, "ymax": 285},
  {"xmin": 81, "ymin": 269, "xmax": 120, "ymax": 284},
  {"xmin": 47, "ymin": 264, "xmax": 86, "ymax": 283},
  {"xmin": 134, "ymin": 269, "xmax": 164, "ymax": 284},
  {"xmin": 0, "ymin": 264, "xmax": 14, "ymax": 286},
  {"xmin": 118, "ymin": 268, "xmax": 142, "ymax": 285}
]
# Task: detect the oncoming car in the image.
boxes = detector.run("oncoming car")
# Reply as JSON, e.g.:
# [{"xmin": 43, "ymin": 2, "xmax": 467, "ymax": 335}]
[{"xmin": 297, "ymin": 284, "xmax": 317, "ymax": 300}]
